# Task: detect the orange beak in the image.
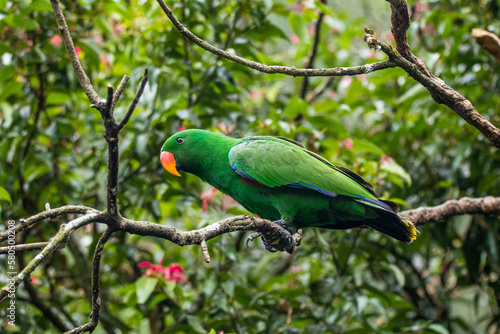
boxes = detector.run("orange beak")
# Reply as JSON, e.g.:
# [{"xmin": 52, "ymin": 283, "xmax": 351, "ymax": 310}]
[{"xmin": 160, "ymin": 151, "xmax": 181, "ymax": 177}]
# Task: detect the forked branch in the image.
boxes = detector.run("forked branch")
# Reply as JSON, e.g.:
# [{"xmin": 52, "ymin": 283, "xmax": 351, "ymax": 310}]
[{"xmin": 157, "ymin": 0, "xmax": 500, "ymax": 148}]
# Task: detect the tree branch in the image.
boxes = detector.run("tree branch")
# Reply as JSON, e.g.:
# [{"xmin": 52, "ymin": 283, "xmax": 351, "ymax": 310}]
[
  {"xmin": 157, "ymin": 0, "xmax": 500, "ymax": 148},
  {"xmin": 0, "ymin": 211, "xmax": 102, "ymax": 302},
  {"xmin": 156, "ymin": 0, "xmax": 396, "ymax": 77},
  {"xmin": 401, "ymin": 196, "xmax": 500, "ymax": 226},
  {"xmin": 118, "ymin": 215, "xmax": 302, "ymax": 255},
  {"xmin": 49, "ymin": 0, "xmax": 102, "ymax": 105},
  {"xmin": 381, "ymin": 0, "xmax": 500, "ymax": 148},
  {"xmin": 0, "ymin": 205, "xmax": 95, "ymax": 242},
  {"xmin": 472, "ymin": 28, "xmax": 500, "ymax": 64},
  {"xmin": 385, "ymin": 0, "xmax": 431, "ymax": 76},
  {"xmin": 363, "ymin": 28, "xmax": 500, "ymax": 148}
]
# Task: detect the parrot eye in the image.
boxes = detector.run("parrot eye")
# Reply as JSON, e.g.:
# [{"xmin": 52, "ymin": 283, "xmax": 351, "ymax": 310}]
[{"xmin": 176, "ymin": 137, "xmax": 184, "ymax": 143}]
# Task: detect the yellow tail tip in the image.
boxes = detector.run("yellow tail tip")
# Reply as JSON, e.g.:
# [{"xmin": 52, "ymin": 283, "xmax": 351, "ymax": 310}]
[{"xmin": 402, "ymin": 217, "xmax": 418, "ymax": 242}]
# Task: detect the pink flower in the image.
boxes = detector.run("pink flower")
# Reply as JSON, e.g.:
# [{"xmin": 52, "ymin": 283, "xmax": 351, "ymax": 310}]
[
  {"xmin": 217, "ymin": 122, "xmax": 236, "ymax": 135},
  {"xmin": 1, "ymin": 26, "xmax": 10, "ymax": 41},
  {"xmin": 248, "ymin": 90, "xmax": 264, "ymax": 100},
  {"xmin": 138, "ymin": 261, "xmax": 189, "ymax": 284},
  {"xmin": 366, "ymin": 51, "xmax": 378, "ymax": 60},
  {"xmin": 380, "ymin": 154, "xmax": 392, "ymax": 164},
  {"xmin": 100, "ymin": 53, "xmax": 109, "ymax": 64},
  {"xmin": 415, "ymin": 2, "xmax": 429, "ymax": 12},
  {"xmin": 340, "ymin": 138, "xmax": 353, "ymax": 151},
  {"xmin": 178, "ymin": 125, "xmax": 186, "ymax": 131},
  {"xmin": 291, "ymin": 34, "xmax": 300, "ymax": 44},
  {"xmin": 31, "ymin": 276, "xmax": 40, "ymax": 284},
  {"xmin": 50, "ymin": 35, "xmax": 62, "ymax": 46},
  {"xmin": 308, "ymin": 26, "xmax": 316, "ymax": 37},
  {"xmin": 294, "ymin": 2, "xmax": 308, "ymax": 13},
  {"xmin": 201, "ymin": 187, "xmax": 218, "ymax": 213},
  {"xmin": 326, "ymin": 89, "xmax": 336, "ymax": 99},
  {"xmin": 95, "ymin": 36, "xmax": 103, "ymax": 44}
]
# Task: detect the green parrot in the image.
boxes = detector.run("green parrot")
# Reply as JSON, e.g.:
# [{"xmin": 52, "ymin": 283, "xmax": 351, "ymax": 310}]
[{"xmin": 160, "ymin": 129, "xmax": 417, "ymax": 249}]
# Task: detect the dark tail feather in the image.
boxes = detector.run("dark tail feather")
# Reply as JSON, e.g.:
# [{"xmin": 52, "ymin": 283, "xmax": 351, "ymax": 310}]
[{"xmin": 363, "ymin": 211, "xmax": 418, "ymax": 244}]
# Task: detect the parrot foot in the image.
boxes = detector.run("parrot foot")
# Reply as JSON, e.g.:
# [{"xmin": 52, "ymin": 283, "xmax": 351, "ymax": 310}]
[{"xmin": 246, "ymin": 220, "xmax": 296, "ymax": 253}]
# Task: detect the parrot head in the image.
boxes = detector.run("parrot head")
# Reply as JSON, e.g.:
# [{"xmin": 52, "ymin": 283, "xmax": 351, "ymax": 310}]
[{"xmin": 160, "ymin": 129, "xmax": 226, "ymax": 177}]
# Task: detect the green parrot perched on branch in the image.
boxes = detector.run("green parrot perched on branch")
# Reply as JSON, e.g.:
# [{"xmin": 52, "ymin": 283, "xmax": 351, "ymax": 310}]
[{"xmin": 160, "ymin": 129, "xmax": 417, "ymax": 251}]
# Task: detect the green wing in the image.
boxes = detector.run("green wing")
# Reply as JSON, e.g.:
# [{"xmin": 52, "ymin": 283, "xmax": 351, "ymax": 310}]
[{"xmin": 228, "ymin": 137, "xmax": 385, "ymax": 205}]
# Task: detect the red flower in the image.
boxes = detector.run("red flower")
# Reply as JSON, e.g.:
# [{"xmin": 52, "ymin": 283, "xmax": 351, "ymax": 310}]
[
  {"xmin": 74, "ymin": 46, "xmax": 82, "ymax": 58},
  {"xmin": 138, "ymin": 261, "xmax": 189, "ymax": 284}
]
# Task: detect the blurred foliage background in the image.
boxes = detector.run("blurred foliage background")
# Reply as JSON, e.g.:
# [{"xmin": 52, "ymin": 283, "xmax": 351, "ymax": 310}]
[{"xmin": 1, "ymin": 0, "xmax": 500, "ymax": 333}]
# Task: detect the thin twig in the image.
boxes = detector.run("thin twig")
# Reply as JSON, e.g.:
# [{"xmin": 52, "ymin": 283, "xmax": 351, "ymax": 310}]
[
  {"xmin": 156, "ymin": 0, "xmax": 396, "ymax": 76},
  {"xmin": 117, "ymin": 69, "xmax": 149, "ymax": 131},
  {"xmin": 300, "ymin": 0, "xmax": 326, "ymax": 99},
  {"xmin": 200, "ymin": 239, "xmax": 210, "ymax": 263},
  {"xmin": 111, "ymin": 75, "xmax": 130, "ymax": 113},
  {"xmin": 0, "ymin": 242, "xmax": 48, "ymax": 254},
  {"xmin": 66, "ymin": 228, "xmax": 115, "ymax": 334}
]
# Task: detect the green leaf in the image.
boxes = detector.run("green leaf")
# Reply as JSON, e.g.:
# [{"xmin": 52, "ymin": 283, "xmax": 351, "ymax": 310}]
[
  {"xmin": 427, "ymin": 323, "xmax": 450, "ymax": 334},
  {"xmin": 284, "ymin": 97, "xmax": 307, "ymax": 120},
  {"xmin": 0, "ymin": 186, "xmax": 12, "ymax": 204},
  {"xmin": 0, "ymin": 66, "xmax": 14, "ymax": 84},
  {"xmin": 380, "ymin": 162, "xmax": 412, "ymax": 186},
  {"xmin": 352, "ymin": 140, "xmax": 384, "ymax": 156},
  {"xmin": 186, "ymin": 315, "xmax": 206, "ymax": 333},
  {"xmin": 396, "ymin": 84, "xmax": 427, "ymax": 104},
  {"xmin": 47, "ymin": 92, "xmax": 72, "ymax": 105},
  {"xmin": 28, "ymin": 0, "xmax": 52, "ymax": 12},
  {"xmin": 135, "ymin": 277, "xmax": 158, "ymax": 304},
  {"xmin": 24, "ymin": 165, "xmax": 49, "ymax": 184},
  {"xmin": 0, "ymin": 82, "xmax": 23, "ymax": 102},
  {"xmin": 4, "ymin": 15, "xmax": 40, "ymax": 30},
  {"xmin": 388, "ymin": 263, "xmax": 405, "ymax": 286},
  {"xmin": 288, "ymin": 13, "xmax": 307, "ymax": 41}
]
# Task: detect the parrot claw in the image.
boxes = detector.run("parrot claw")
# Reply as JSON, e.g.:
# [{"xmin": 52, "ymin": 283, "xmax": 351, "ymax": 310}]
[
  {"xmin": 246, "ymin": 220, "xmax": 295, "ymax": 253},
  {"xmin": 246, "ymin": 232, "xmax": 262, "ymax": 247},
  {"xmin": 263, "ymin": 241, "xmax": 278, "ymax": 253}
]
